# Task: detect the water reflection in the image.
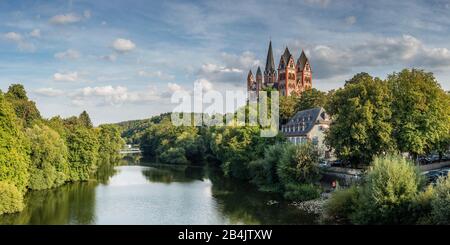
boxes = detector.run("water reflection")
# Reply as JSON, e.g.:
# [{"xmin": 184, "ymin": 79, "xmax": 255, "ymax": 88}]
[{"xmin": 0, "ymin": 158, "xmax": 318, "ymax": 225}]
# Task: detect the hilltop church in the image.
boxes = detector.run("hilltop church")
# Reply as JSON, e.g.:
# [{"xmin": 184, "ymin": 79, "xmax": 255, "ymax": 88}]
[{"xmin": 247, "ymin": 41, "xmax": 312, "ymax": 97}]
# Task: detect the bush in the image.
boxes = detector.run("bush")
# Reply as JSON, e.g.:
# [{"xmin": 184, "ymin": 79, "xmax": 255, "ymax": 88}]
[
  {"xmin": 352, "ymin": 154, "xmax": 422, "ymax": 224},
  {"xmin": 283, "ymin": 183, "xmax": 321, "ymax": 201},
  {"xmin": 324, "ymin": 186, "xmax": 360, "ymax": 223},
  {"xmin": 249, "ymin": 143, "xmax": 285, "ymax": 193},
  {"xmin": 277, "ymin": 143, "xmax": 321, "ymax": 186},
  {"xmin": 0, "ymin": 181, "xmax": 24, "ymax": 215},
  {"xmin": 431, "ymin": 174, "xmax": 450, "ymax": 224}
]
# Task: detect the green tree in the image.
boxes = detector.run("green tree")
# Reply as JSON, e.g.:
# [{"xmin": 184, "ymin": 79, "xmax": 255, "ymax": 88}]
[
  {"xmin": 388, "ymin": 69, "xmax": 450, "ymax": 157},
  {"xmin": 97, "ymin": 124, "xmax": 125, "ymax": 165},
  {"xmin": 277, "ymin": 143, "xmax": 321, "ymax": 186},
  {"xmin": 0, "ymin": 93, "xmax": 30, "ymax": 193},
  {"xmin": 26, "ymin": 124, "xmax": 70, "ymax": 190},
  {"xmin": 352, "ymin": 155, "xmax": 422, "ymax": 224},
  {"xmin": 0, "ymin": 181, "xmax": 24, "ymax": 215},
  {"xmin": 279, "ymin": 95, "xmax": 299, "ymax": 125},
  {"xmin": 66, "ymin": 126, "xmax": 100, "ymax": 181},
  {"xmin": 325, "ymin": 73, "xmax": 394, "ymax": 165},
  {"xmin": 5, "ymin": 84, "xmax": 41, "ymax": 127},
  {"xmin": 249, "ymin": 143, "xmax": 285, "ymax": 192},
  {"xmin": 79, "ymin": 111, "xmax": 93, "ymax": 129},
  {"xmin": 431, "ymin": 175, "xmax": 450, "ymax": 224},
  {"xmin": 296, "ymin": 88, "xmax": 329, "ymax": 112}
]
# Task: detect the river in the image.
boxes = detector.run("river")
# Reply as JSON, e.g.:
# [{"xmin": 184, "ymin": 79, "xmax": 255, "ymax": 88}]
[{"xmin": 0, "ymin": 158, "xmax": 318, "ymax": 225}]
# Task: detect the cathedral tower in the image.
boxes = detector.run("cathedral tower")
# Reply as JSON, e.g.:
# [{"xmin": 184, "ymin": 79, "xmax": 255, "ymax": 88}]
[
  {"xmin": 277, "ymin": 47, "xmax": 297, "ymax": 96},
  {"xmin": 264, "ymin": 41, "xmax": 277, "ymax": 88},
  {"xmin": 296, "ymin": 50, "xmax": 312, "ymax": 92}
]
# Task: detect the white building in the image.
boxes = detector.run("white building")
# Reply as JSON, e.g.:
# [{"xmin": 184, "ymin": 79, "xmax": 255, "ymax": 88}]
[{"xmin": 281, "ymin": 107, "xmax": 332, "ymax": 158}]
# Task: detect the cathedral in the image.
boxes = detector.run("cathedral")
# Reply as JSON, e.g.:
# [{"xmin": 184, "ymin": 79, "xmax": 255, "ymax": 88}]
[{"xmin": 247, "ymin": 41, "xmax": 312, "ymax": 97}]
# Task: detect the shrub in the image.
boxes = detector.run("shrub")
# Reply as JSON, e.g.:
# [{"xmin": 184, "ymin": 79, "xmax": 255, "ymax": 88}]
[
  {"xmin": 352, "ymin": 154, "xmax": 422, "ymax": 224},
  {"xmin": 277, "ymin": 143, "xmax": 321, "ymax": 186},
  {"xmin": 324, "ymin": 186, "xmax": 360, "ymax": 223},
  {"xmin": 249, "ymin": 143, "xmax": 285, "ymax": 193},
  {"xmin": 431, "ymin": 174, "xmax": 450, "ymax": 224},
  {"xmin": 283, "ymin": 183, "xmax": 321, "ymax": 201},
  {"xmin": 0, "ymin": 181, "xmax": 24, "ymax": 215}
]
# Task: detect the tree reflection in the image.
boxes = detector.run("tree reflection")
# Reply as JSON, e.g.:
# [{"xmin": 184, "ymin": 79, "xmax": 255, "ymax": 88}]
[{"xmin": 0, "ymin": 182, "xmax": 96, "ymax": 225}]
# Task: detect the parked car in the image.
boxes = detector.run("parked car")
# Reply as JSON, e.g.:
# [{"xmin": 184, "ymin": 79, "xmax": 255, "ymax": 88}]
[
  {"xmin": 418, "ymin": 156, "xmax": 432, "ymax": 165},
  {"xmin": 318, "ymin": 160, "xmax": 330, "ymax": 168},
  {"xmin": 423, "ymin": 170, "xmax": 442, "ymax": 183},
  {"xmin": 330, "ymin": 160, "xmax": 349, "ymax": 168}
]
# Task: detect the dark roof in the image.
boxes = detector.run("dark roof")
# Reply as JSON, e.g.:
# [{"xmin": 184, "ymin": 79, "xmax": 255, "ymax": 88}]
[
  {"xmin": 282, "ymin": 107, "xmax": 329, "ymax": 136},
  {"xmin": 247, "ymin": 70, "xmax": 253, "ymax": 79},
  {"xmin": 256, "ymin": 66, "xmax": 262, "ymax": 76},
  {"xmin": 265, "ymin": 41, "xmax": 276, "ymax": 72},
  {"xmin": 297, "ymin": 50, "xmax": 308, "ymax": 71},
  {"xmin": 281, "ymin": 47, "xmax": 293, "ymax": 64}
]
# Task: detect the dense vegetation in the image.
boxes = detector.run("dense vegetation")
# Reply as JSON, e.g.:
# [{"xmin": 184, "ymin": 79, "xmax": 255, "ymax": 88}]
[
  {"xmin": 0, "ymin": 84, "xmax": 125, "ymax": 215},
  {"xmin": 325, "ymin": 69, "xmax": 450, "ymax": 166},
  {"xmin": 324, "ymin": 154, "xmax": 450, "ymax": 224}
]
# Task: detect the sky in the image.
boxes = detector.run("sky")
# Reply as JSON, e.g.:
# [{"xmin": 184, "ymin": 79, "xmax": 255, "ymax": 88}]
[{"xmin": 1, "ymin": 0, "xmax": 450, "ymax": 125}]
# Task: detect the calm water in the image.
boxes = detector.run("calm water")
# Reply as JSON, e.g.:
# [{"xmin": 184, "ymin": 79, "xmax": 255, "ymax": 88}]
[{"xmin": 0, "ymin": 160, "xmax": 318, "ymax": 225}]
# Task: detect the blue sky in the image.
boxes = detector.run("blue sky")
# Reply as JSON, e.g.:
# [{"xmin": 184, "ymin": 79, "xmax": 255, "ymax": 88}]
[{"xmin": 1, "ymin": 0, "xmax": 450, "ymax": 124}]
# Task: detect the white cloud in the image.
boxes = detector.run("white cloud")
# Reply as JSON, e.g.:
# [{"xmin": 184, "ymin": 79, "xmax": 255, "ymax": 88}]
[
  {"xmin": 53, "ymin": 72, "xmax": 79, "ymax": 82},
  {"xmin": 112, "ymin": 38, "xmax": 136, "ymax": 52},
  {"xmin": 4, "ymin": 32, "xmax": 22, "ymax": 42},
  {"xmin": 3, "ymin": 32, "xmax": 35, "ymax": 52},
  {"xmin": 195, "ymin": 78, "xmax": 213, "ymax": 92},
  {"xmin": 138, "ymin": 70, "xmax": 175, "ymax": 80},
  {"xmin": 71, "ymin": 85, "xmax": 160, "ymax": 105},
  {"xmin": 167, "ymin": 82, "xmax": 183, "ymax": 92},
  {"xmin": 345, "ymin": 16, "xmax": 356, "ymax": 25},
  {"xmin": 34, "ymin": 88, "xmax": 64, "ymax": 97},
  {"xmin": 50, "ymin": 13, "xmax": 82, "ymax": 25},
  {"xmin": 54, "ymin": 49, "xmax": 81, "ymax": 60},
  {"xmin": 29, "ymin": 29, "xmax": 41, "ymax": 38}
]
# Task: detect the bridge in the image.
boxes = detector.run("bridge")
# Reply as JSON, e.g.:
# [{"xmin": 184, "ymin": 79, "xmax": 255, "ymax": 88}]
[{"xmin": 119, "ymin": 148, "xmax": 142, "ymax": 154}]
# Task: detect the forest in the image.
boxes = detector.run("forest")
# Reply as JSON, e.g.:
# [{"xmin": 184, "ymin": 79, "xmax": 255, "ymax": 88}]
[{"xmin": 0, "ymin": 84, "xmax": 124, "ymax": 215}]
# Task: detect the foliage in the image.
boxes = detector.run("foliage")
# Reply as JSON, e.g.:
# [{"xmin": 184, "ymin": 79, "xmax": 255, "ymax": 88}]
[
  {"xmin": 78, "ymin": 111, "xmax": 93, "ymax": 129},
  {"xmin": 279, "ymin": 95, "xmax": 299, "ymax": 125},
  {"xmin": 352, "ymin": 155, "xmax": 422, "ymax": 224},
  {"xmin": 430, "ymin": 174, "xmax": 450, "ymax": 224},
  {"xmin": 159, "ymin": 147, "xmax": 189, "ymax": 165},
  {"xmin": 97, "ymin": 124, "xmax": 125, "ymax": 165},
  {"xmin": 283, "ymin": 183, "xmax": 321, "ymax": 201},
  {"xmin": 26, "ymin": 124, "xmax": 70, "ymax": 190},
  {"xmin": 0, "ymin": 181, "xmax": 24, "ymax": 215},
  {"xmin": 388, "ymin": 69, "xmax": 450, "ymax": 157},
  {"xmin": 325, "ymin": 73, "xmax": 394, "ymax": 165},
  {"xmin": 4, "ymin": 84, "xmax": 41, "ymax": 127},
  {"xmin": 140, "ymin": 116, "xmax": 207, "ymax": 165},
  {"xmin": 210, "ymin": 126, "xmax": 284, "ymax": 179},
  {"xmin": 249, "ymin": 143, "xmax": 285, "ymax": 192},
  {"xmin": 277, "ymin": 143, "xmax": 321, "ymax": 185},
  {"xmin": 0, "ymin": 93, "xmax": 30, "ymax": 193},
  {"xmin": 296, "ymin": 88, "xmax": 329, "ymax": 112},
  {"xmin": 324, "ymin": 185, "xmax": 360, "ymax": 223},
  {"xmin": 65, "ymin": 125, "xmax": 100, "ymax": 181}
]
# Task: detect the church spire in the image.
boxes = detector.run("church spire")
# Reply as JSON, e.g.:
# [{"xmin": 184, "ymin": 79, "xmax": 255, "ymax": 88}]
[{"xmin": 265, "ymin": 41, "xmax": 275, "ymax": 73}]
